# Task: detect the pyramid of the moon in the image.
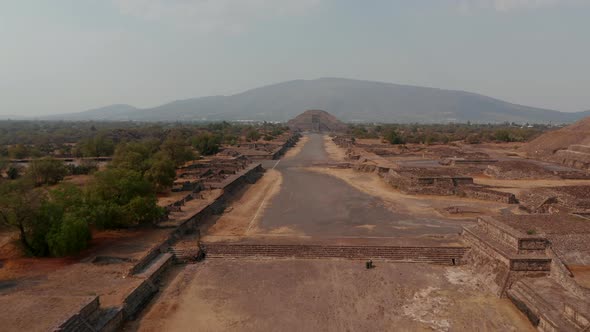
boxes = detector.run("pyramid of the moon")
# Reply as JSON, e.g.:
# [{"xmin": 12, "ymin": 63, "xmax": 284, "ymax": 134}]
[{"xmin": 287, "ymin": 110, "xmax": 348, "ymax": 132}]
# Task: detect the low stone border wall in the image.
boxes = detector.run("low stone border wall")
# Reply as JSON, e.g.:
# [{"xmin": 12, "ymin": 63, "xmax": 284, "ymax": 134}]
[
  {"xmin": 462, "ymin": 187, "xmax": 518, "ymax": 204},
  {"xmin": 547, "ymin": 247, "xmax": 590, "ymax": 299},
  {"xmin": 129, "ymin": 163, "xmax": 263, "ymax": 276},
  {"xmin": 53, "ymin": 296, "xmax": 100, "ymax": 332},
  {"xmin": 203, "ymin": 243, "xmax": 469, "ymax": 265}
]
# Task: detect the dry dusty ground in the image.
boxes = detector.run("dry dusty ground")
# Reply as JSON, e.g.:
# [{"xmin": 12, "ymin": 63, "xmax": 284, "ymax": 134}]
[
  {"xmin": 283, "ymin": 134, "xmax": 309, "ymax": 159},
  {"xmin": 570, "ymin": 265, "xmax": 590, "ymax": 289},
  {"xmin": 199, "ymin": 135, "xmax": 314, "ymax": 241},
  {"xmin": 157, "ymin": 190, "xmax": 191, "ymax": 207},
  {"xmin": 126, "ymin": 259, "xmax": 534, "ymax": 332},
  {"xmin": 473, "ymin": 176, "xmax": 590, "ymax": 190},
  {"xmin": 124, "ymin": 135, "xmax": 535, "ymax": 331},
  {"xmin": 206, "ymin": 136, "xmax": 478, "ymax": 241},
  {"xmin": 323, "ymin": 134, "xmax": 347, "ymax": 161},
  {"xmin": 306, "ymin": 167, "xmax": 514, "ymax": 219},
  {"xmin": 200, "ymin": 168, "xmax": 283, "ymax": 239},
  {"xmin": 321, "ymin": 136, "xmax": 516, "ymax": 218}
]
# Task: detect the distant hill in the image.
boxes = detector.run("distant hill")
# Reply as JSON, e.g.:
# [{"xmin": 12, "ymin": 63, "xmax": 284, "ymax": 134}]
[
  {"xmin": 41, "ymin": 78, "xmax": 590, "ymax": 124},
  {"xmin": 43, "ymin": 104, "xmax": 139, "ymax": 121}
]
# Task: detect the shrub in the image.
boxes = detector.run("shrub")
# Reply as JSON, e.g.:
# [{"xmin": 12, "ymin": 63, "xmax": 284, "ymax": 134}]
[
  {"xmin": 27, "ymin": 157, "xmax": 68, "ymax": 186},
  {"xmin": 384, "ymin": 129, "xmax": 404, "ymax": 145},
  {"xmin": 192, "ymin": 133, "xmax": 221, "ymax": 155},
  {"xmin": 246, "ymin": 129, "xmax": 261, "ymax": 142},
  {"xmin": 86, "ymin": 168, "xmax": 164, "ymax": 228},
  {"xmin": 7, "ymin": 166, "xmax": 20, "ymax": 179},
  {"xmin": 144, "ymin": 154, "xmax": 176, "ymax": 192},
  {"xmin": 46, "ymin": 213, "xmax": 91, "ymax": 257}
]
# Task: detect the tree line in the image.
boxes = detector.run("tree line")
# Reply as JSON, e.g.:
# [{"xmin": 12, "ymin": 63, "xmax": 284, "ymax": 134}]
[
  {"xmin": 0, "ymin": 120, "xmax": 288, "ymax": 159},
  {"xmin": 348, "ymin": 122, "xmax": 554, "ymax": 145},
  {"xmin": 0, "ymin": 121, "xmax": 289, "ymax": 257}
]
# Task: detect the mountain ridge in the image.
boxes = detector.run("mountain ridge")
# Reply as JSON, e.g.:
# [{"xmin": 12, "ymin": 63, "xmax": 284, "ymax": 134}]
[{"xmin": 40, "ymin": 78, "xmax": 590, "ymax": 123}]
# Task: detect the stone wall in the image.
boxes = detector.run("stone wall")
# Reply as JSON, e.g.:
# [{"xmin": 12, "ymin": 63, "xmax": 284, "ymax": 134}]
[
  {"xmin": 203, "ymin": 243, "xmax": 469, "ymax": 265},
  {"xmin": 462, "ymin": 187, "xmax": 518, "ymax": 204},
  {"xmin": 53, "ymin": 296, "xmax": 100, "ymax": 332},
  {"xmin": 461, "ymin": 217, "xmax": 555, "ymax": 297},
  {"xmin": 547, "ymin": 247, "xmax": 590, "ymax": 299},
  {"xmin": 554, "ymin": 145, "xmax": 590, "ymax": 170},
  {"xmin": 350, "ymin": 153, "xmax": 517, "ymax": 203}
]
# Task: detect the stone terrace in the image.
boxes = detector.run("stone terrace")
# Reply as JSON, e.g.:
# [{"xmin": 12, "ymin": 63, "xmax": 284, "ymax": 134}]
[{"xmin": 462, "ymin": 215, "xmax": 590, "ymax": 331}]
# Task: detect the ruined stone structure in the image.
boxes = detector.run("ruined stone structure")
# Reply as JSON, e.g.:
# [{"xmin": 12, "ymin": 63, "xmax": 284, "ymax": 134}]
[
  {"xmin": 287, "ymin": 110, "xmax": 348, "ymax": 133},
  {"xmin": 524, "ymin": 115, "xmax": 590, "ymax": 171},
  {"xmin": 221, "ymin": 133, "xmax": 300, "ymax": 160},
  {"xmin": 439, "ymin": 157, "xmax": 498, "ymax": 166},
  {"xmin": 518, "ymin": 186, "xmax": 590, "ymax": 214},
  {"xmin": 555, "ymin": 144, "xmax": 590, "ymax": 170},
  {"xmin": 462, "ymin": 216, "xmax": 590, "ymax": 331}
]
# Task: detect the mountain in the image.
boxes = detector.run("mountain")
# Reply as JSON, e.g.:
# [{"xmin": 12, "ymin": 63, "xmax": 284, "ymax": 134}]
[
  {"xmin": 42, "ymin": 104, "xmax": 139, "ymax": 121},
  {"xmin": 42, "ymin": 78, "xmax": 590, "ymax": 123}
]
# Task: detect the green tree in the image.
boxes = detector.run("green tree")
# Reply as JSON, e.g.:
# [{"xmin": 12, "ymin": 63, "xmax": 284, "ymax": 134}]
[
  {"xmin": 86, "ymin": 168, "xmax": 163, "ymax": 228},
  {"xmin": 246, "ymin": 129, "xmax": 261, "ymax": 142},
  {"xmin": 160, "ymin": 133, "xmax": 195, "ymax": 166},
  {"xmin": 27, "ymin": 157, "xmax": 68, "ymax": 186},
  {"xmin": 7, "ymin": 166, "xmax": 20, "ymax": 179},
  {"xmin": 40, "ymin": 185, "xmax": 91, "ymax": 256},
  {"xmin": 145, "ymin": 152, "xmax": 177, "ymax": 192},
  {"xmin": 192, "ymin": 133, "xmax": 221, "ymax": 155},
  {"xmin": 494, "ymin": 130, "xmax": 513, "ymax": 142},
  {"xmin": 8, "ymin": 144, "xmax": 29, "ymax": 159},
  {"xmin": 384, "ymin": 129, "xmax": 404, "ymax": 145},
  {"xmin": 111, "ymin": 140, "xmax": 158, "ymax": 174},
  {"xmin": 0, "ymin": 179, "xmax": 48, "ymax": 255},
  {"xmin": 78, "ymin": 134, "xmax": 115, "ymax": 157}
]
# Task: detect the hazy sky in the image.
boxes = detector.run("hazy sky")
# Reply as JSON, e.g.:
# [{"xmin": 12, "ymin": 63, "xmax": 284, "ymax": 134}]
[{"xmin": 1, "ymin": 0, "xmax": 589, "ymax": 116}]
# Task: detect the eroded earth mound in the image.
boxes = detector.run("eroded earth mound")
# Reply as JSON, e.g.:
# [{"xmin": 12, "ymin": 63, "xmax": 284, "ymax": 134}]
[{"xmin": 523, "ymin": 116, "xmax": 590, "ymax": 169}]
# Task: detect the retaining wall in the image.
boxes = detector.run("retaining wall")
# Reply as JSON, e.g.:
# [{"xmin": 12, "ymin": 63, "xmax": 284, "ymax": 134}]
[
  {"xmin": 462, "ymin": 187, "xmax": 518, "ymax": 204},
  {"xmin": 203, "ymin": 243, "xmax": 469, "ymax": 265},
  {"xmin": 53, "ymin": 296, "xmax": 100, "ymax": 332},
  {"xmin": 547, "ymin": 247, "xmax": 590, "ymax": 299}
]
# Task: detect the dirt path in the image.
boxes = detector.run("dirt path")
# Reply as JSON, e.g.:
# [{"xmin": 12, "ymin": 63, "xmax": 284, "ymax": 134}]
[
  {"xmin": 323, "ymin": 135, "xmax": 347, "ymax": 161},
  {"xmin": 129, "ymin": 260, "xmax": 534, "ymax": 332},
  {"xmin": 202, "ymin": 169, "xmax": 283, "ymax": 239},
  {"xmin": 305, "ymin": 167, "xmax": 513, "ymax": 218},
  {"xmin": 282, "ymin": 134, "xmax": 309, "ymax": 159},
  {"xmin": 202, "ymin": 135, "xmax": 313, "ymax": 240}
]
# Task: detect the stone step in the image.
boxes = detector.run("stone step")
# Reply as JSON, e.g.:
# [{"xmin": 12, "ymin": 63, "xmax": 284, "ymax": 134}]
[
  {"xmin": 201, "ymin": 244, "xmax": 468, "ymax": 264},
  {"xmin": 168, "ymin": 246, "xmax": 202, "ymax": 263},
  {"xmin": 507, "ymin": 279, "xmax": 580, "ymax": 332},
  {"xmin": 463, "ymin": 226, "xmax": 551, "ymax": 271},
  {"xmin": 563, "ymin": 302, "xmax": 590, "ymax": 330}
]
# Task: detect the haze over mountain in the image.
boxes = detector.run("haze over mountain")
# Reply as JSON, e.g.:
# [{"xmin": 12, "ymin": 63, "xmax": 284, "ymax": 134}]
[{"xmin": 42, "ymin": 78, "xmax": 590, "ymax": 124}]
